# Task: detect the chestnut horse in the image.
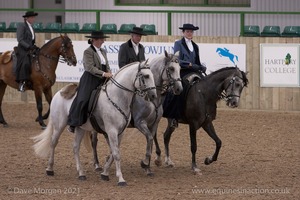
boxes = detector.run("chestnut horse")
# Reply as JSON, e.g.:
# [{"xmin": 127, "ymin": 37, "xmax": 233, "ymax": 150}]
[{"xmin": 0, "ymin": 34, "xmax": 77, "ymax": 128}]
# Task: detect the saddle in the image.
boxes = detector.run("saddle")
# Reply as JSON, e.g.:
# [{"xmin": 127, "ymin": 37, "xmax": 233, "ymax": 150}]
[
  {"xmin": 60, "ymin": 83, "xmax": 78, "ymax": 99},
  {"xmin": 163, "ymin": 72, "xmax": 202, "ymax": 121}
]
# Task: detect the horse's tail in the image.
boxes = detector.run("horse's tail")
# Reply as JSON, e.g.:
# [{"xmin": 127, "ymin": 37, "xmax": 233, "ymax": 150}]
[
  {"xmin": 31, "ymin": 118, "xmax": 54, "ymax": 158},
  {"xmin": 83, "ymin": 131, "xmax": 93, "ymax": 153}
]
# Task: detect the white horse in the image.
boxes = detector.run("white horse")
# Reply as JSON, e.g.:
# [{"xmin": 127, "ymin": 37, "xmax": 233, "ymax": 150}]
[
  {"xmin": 91, "ymin": 51, "xmax": 183, "ymax": 176},
  {"xmin": 32, "ymin": 61, "xmax": 157, "ymax": 186}
]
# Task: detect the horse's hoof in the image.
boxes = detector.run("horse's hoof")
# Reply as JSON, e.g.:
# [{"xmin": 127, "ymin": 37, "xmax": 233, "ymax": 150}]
[
  {"xmin": 204, "ymin": 157, "xmax": 212, "ymax": 165},
  {"xmin": 140, "ymin": 160, "xmax": 150, "ymax": 169},
  {"xmin": 154, "ymin": 159, "xmax": 162, "ymax": 167},
  {"xmin": 147, "ymin": 172, "xmax": 154, "ymax": 177},
  {"xmin": 95, "ymin": 167, "xmax": 103, "ymax": 172},
  {"xmin": 101, "ymin": 174, "xmax": 109, "ymax": 181},
  {"xmin": 117, "ymin": 182, "xmax": 127, "ymax": 186},
  {"xmin": 78, "ymin": 176, "xmax": 87, "ymax": 181},
  {"xmin": 46, "ymin": 170, "xmax": 54, "ymax": 176}
]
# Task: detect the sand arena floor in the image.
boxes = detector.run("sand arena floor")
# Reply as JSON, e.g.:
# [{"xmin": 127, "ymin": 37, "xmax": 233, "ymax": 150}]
[{"xmin": 0, "ymin": 102, "xmax": 299, "ymax": 200}]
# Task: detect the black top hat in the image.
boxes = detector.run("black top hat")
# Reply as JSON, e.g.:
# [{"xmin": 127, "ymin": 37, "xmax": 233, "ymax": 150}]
[
  {"xmin": 23, "ymin": 11, "xmax": 38, "ymax": 18},
  {"xmin": 179, "ymin": 23, "xmax": 199, "ymax": 31},
  {"xmin": 129, "ymin": 27, "xmax": 147, "ymax": 36},
  {"xmin": 85, "ymin": 31, "xmax": 110, "ymax": 39}
]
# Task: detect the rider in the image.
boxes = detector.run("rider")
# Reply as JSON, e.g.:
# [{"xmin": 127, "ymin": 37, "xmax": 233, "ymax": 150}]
[
  {"xmin": 163, "ymin": 23, "xmax": 207, "ymax": 128},
  {"xmin": 67, "ymin": 31, "xmax": 113, "ymax": 133},
  {"xmin": 174, "ymin": 23, "xmax": 206, "ymax": 78},
  {"xmin": 15, "ymin": 11, "xmax": 39, "ymax": 92},
  {"xmin": 118, "ymin": 27, "xmax": 147, "ymax": 68}
]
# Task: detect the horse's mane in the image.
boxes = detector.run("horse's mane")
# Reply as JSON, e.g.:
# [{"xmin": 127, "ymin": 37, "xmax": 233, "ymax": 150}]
[
  {"xmin": 114, "ymin": 61, "xmax": 138, "ymax": 76},
  {"xmin": 207, "ymin": 66, "xmax": 248, "ymax": 87},
  {"xmin": 41, "ymin": 35, "xmax": 69, "ymax": 50}
]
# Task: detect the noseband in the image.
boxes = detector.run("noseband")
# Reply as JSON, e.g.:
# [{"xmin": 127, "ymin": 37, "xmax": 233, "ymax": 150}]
[{"xmin": 220, "ymin": 75, "xmax": 245, "ymax": 102}]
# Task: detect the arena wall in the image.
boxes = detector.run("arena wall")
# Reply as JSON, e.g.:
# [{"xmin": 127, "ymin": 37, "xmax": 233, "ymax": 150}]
[{"xmin": 1, "ymin": 32, "xmax": 299, "ymax": 111}]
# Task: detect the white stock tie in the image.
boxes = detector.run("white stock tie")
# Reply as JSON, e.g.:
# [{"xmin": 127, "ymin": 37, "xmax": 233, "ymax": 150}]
[{"xmin": 187, "ymin": 40, "xmax": 194, "ymax": 52}]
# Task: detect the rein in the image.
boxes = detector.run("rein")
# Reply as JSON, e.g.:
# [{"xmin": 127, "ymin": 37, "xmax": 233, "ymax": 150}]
[{"xmin": 104, "ymin": 62, "xmax": 156, "ymax": 134}]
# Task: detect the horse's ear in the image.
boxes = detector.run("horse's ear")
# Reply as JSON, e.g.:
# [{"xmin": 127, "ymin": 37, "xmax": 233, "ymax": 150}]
[
  {"xmin": 164, "ymin": 50, "xmax": 169, "ymax": 58},
  {"xmin": 174, "ymin": 51, "xmax": 180, "ymax": 57}
]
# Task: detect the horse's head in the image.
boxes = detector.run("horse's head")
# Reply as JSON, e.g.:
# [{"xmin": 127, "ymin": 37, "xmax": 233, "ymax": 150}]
[
  {"xmin": 162, "ymin": 50, "xmax": 183, "ymax": 95},
  {"xmin": 222, "ymin": 67, "xmax": 248, "ymax": 108},
  {"xmin": 59, "ymin": 34, "xmax": 77, "ymax": 66},
  {"xmin": 135, "ymin": 60, "xmax": 157, "ymax": 101}
]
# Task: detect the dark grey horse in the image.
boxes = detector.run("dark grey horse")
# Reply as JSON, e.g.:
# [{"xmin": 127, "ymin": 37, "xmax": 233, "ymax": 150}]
[{"xmin": 154, "ymin": 66, "xmax": 249, "ymax": 173}]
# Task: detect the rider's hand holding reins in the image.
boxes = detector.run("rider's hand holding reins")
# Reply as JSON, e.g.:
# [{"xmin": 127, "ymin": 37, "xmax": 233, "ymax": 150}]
[{"xmin": 103, "ymin": 72, "xmax": 113, "ymax": 78}]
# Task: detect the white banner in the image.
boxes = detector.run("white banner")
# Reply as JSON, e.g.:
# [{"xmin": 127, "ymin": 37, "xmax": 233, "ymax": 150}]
[
  {"xmin": 260, "ymin": 44, "xmax": 300, "ymax": 87},
  {"xmin": 2, "ymin": 39, "xmax": 245, "ymax": 83},
  {"xmin": 56, "ymin": 41, "xmax": 246, "ymax": 83},
  {"xmin": 0, "ymin": 38, "xmax": 18, "ymax": 53}
]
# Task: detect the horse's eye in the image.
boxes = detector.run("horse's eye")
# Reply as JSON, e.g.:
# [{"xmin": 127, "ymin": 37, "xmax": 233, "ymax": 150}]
[
  {"xmin": 168, "ymin": 66, "xmax": 174, "ymax": 72},
  {"xmin": 175, "ymin": 59, "xmax": 179, "ymax": 63},
  {"xmin": 143, "ymin": 74, "xmax": 149, "ymax": 79}
]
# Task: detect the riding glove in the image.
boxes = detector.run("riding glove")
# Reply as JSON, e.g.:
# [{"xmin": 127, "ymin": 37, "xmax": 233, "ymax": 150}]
[{"xmin": 191, "ymin": 64, "xmax": 207, "ymax": 73}]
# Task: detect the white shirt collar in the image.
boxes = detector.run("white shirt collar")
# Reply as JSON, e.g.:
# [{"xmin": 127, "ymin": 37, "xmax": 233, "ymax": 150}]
[
  {"xmin": 184, "ymin": 38, "xmax": 194, "ymax": 52},
  {"xmin": 131, "ymin": 40, "xmax": 139, "ymax": 55},
  {"xmin": 26, "ymin": 21, "xmax": 34, "ymax": 40}
]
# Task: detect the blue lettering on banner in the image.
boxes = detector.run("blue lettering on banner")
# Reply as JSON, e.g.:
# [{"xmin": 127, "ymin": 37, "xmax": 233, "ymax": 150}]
[
  {"xmin": 103, "ymin": 45, "xmax": 120, "ymax": 54},
  {"xmin": 144, "ymin": 46, "xmax": 174, "ymax": 54}
]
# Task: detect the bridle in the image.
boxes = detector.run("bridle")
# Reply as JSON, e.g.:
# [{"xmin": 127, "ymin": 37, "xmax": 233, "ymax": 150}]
[
  {"xmin": 58, "ymin": 36, "xmax": 76, "ymax": 66},
  {"xmin": 38, "ymin": 36, "xmax": 76, "ymax": 66},
  {"xmin": 157, "ymin": 58, "xmax": 182, "ymax": 92},
  {"xmin": 220, "ymin": 75, "xmax": 245, "ymax": 102},
  {"xmin": 109, "ymin": 62, "xmax": 156, "ymax": 97},
  {"xmin": 33, "ymin": 36, "xmax": 76, "ymax": 85}
]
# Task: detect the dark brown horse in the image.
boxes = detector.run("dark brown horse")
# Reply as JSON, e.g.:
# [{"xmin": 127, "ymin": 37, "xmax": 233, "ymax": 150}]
[
  {"xmin": 154, "ymin": 67, "xmax": 248, "ymax": 173},
  {"xmin": 0, "ymin": 34, "xmax": 77, "ymax": 128}
]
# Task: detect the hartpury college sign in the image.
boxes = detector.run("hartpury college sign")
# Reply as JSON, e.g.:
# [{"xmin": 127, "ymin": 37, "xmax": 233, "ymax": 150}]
[{"xmin": 260, "ymin": 44, "xmax": 300, "ymax": 87}]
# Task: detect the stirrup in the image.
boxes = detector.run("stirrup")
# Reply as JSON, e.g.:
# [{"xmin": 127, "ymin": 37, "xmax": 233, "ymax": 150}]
[
  {"xmin": 170, "ymin": 119, "xmax": 178, "ymax": 128},
  {"xmin": 18, "ymin": 81, "xmax": 25, "ymax": 92}
]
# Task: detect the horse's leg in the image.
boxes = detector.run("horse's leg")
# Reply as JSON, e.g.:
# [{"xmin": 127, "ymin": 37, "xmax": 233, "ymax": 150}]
[
  {"xmin": 0, "ymin": 82, "xmax": 8, "ymax": 127},
  {"xmin": 153, "ymin": 130, "xmax": 162, "ymax": 167},
  {"xmin": 34, "ymin": 89, "xmax": 47, "ymax": 128},
  {"xmin": 46, "ymin": 125, "xmax": 64, "ymax": 176},
  {"xmin": 102, "ymin": 131, "xmax": 126, "ymax": 186},
  {"xmin": 135, "ymin": 121, "xmax": 155, "ymax": 176},
  {"xmin": 73, "ymin": 128, "xmax": 87, "ymax": 180},
  {"xmin": 202, "ymin": 122, "xmax": 222, "ymax": 165},
  {"xmin": 42, "ymin": 88, "xmax": 53, "ymax": 120},
  {"xmin": 91, "ymin": 131, "xmax": 102, "ymax": 171},
  {"xmin": 189, "ymin": 124, "xmax": 201, "ymax": 174},
  {"xmin": 163, "ymin": 118, "xmax": 177, "ymax": 167}
]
